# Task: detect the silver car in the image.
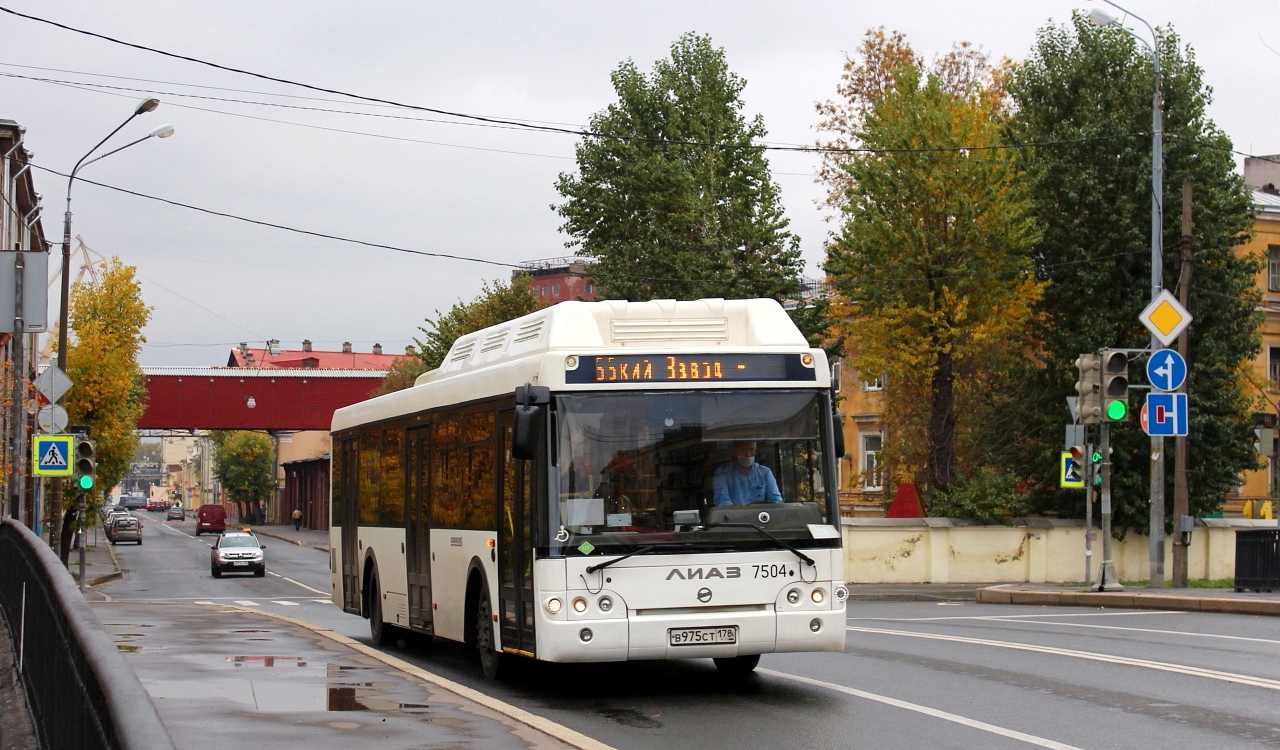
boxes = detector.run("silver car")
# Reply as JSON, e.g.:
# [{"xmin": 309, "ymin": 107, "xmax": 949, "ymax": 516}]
[
  {"xmin": 108, "ymin": 516, "xmax": 142, "ymax": 545},
  {"xmin": 210, "ymin": 532, "xmax": 266, "ymax": 578}
]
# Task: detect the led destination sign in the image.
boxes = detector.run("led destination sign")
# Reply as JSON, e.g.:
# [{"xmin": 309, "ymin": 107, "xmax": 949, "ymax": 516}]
[{"xmin": 566, "ymin": 354, "xmax": 816, "ymax": 384}]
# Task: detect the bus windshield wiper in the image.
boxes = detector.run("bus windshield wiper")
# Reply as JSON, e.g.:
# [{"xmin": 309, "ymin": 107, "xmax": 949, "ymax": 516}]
[
  {"xmin": 699, "ymin": 523, "xmax": 815, "ymax": 567},
  {"xmin": 585, "ymin": 545, "xmax": 659, "ymax": 574}
]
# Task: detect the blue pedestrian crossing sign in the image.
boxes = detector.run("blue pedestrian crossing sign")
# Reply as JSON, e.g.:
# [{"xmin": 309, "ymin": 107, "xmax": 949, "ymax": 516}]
[
  {"xmin": 1146, "ymin": 349, "xmax": 1187, "ymax": 392},
  {"xmin": 32, "ymin": 435, "xmax": 74, "ymax": 476},
  {"xmin": 1144, "ymin": 393, "xmax": 1189, "ymax": 437}
]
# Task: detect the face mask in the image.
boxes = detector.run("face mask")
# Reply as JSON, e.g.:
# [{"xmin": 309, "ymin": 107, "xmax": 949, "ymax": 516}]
[{"xmin": 736, "ymin": 455, "xmax": 755, "ymax": 469}]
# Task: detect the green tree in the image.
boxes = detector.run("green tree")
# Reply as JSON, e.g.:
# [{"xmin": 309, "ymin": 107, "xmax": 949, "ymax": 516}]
[
  {"xmin": 820, "ymin": 32, "xmax": 1044, "ymax": 498},
  {"xmin": 212, "ymin": 430, "xmax": 275, "ymax": 524},
  {"xmin": 55, "ymin": 257, "xmax": 151, "ymax": 564},
  {"xmin": 372, "ymin": 276, "xmax": 542, "ymax": 397},
  {"xmin": 1008, "ymin": 15, "xmax": 1260, "ymax": 529},
  {"xmin": 554, "ymin": 32, "xmax": 805, "ymax": 308},
  {"xmin": 411, "ymin": 276, "xmax": 542, "ymax": 375}
]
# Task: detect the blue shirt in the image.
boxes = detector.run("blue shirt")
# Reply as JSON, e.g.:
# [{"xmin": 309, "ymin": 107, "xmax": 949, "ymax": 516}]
[{"xmin": 713, "ymin": 462, "xmax": 783, "ymax": 505}]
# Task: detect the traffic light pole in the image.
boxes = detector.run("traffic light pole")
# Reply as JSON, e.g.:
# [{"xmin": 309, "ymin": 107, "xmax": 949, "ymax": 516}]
[
  {"xmin": 1085, "ymin": 441, "xmax": 1095, "ymax": 586},
  {"xmin": 77, "ymin": 489, "xmax": 86, "ymax": 593},
  {"xmin": 1098, "ymin": 423, "xmax": 1122, "ymax": 590}
]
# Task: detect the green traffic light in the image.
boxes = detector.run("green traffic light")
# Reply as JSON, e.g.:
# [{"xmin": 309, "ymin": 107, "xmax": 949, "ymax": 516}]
[
  {"xmin": 1091, "ymin": 451, "xmax": 1102, "ymax": 463},
  {"xmin": 78, "ymin": 475, "xmax": 94, "ymax": 491},
  {"xmin": 1106, "ymin": 399, "xmax": 1128, "ymax": 420}
]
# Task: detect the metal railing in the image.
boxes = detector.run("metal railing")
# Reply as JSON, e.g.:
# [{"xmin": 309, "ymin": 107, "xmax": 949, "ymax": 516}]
[
  {"xmin": 0, "ymin": 519, "xmax": 175, "ymax": 750},
  {"xmin": 1235, "ymin": 528, "xmax": 1280, "ymax": 592}
]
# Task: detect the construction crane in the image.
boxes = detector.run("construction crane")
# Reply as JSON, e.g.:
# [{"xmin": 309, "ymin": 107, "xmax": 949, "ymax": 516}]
[{"xmin": 39, "ymin": 235, "xmax": 107, "ymax": 366}]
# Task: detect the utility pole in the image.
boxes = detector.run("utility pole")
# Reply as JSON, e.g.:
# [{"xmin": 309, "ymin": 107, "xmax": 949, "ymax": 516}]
[{"xmin": 1172, "ymin": 180, "xmax": 1192, "ymax": 587}]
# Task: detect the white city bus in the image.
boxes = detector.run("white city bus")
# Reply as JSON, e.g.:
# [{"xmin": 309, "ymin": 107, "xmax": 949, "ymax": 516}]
[{"xmin": 330, "ymin": 298, "xmax": 847, "ymax": 678}]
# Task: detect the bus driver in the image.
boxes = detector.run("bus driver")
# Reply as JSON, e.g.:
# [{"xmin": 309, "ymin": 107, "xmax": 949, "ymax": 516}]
[{"xmin": 712, "ymin": 441, "xmax": 783, "ymax": 506}]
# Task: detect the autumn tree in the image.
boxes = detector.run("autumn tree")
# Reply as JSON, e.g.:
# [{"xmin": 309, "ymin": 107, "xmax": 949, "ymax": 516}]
[
  {"xmin": 555, "ymin": 33, "xmax": 805, "ymax": 307},
  {"xmin": 212, "ymin": 430, "xmax": 275, "ymax": 524},
  {"xmin": 820, "ymin": 31, "xmax": 1043, "ymax": 498},
  {"xmin": 1007, "ymin": 15, "xmax": 1259, "ymax": 528},
  {"xmin": 55, "ymin": 257, "xmax": 151, "ymax": 564}
]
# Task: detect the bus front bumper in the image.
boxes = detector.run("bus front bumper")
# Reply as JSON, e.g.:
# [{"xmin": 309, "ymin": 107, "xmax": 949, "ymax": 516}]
[{"xmin": 534, "ymin": 606, "xmax": 846, "ymax": 663}]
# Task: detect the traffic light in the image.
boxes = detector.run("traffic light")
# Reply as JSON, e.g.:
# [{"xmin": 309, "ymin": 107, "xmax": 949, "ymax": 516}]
[
  {"xmin": 1091, "ymin": 448, "xmax": 1104, "ymax": 485},
  {"xmin": 1100, "ymin": 349, "xmax": 1129, "ymax": 421},
  {"xmin": 1074, "ymin": 353, "xmax": 1101, "ymax": 425},
  {"xmin": 71, "ymin": 437, "xmax": 96, "ymax": 492}
]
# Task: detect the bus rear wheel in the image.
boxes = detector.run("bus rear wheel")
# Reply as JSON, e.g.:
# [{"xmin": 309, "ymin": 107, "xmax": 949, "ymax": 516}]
[
  {"xmin": 476, "ymin": 590, "xmax": 505, "ymax": 680},
  {"xmin": 713, "ymin": 654, "xmax": 760, "ymax": 676}
]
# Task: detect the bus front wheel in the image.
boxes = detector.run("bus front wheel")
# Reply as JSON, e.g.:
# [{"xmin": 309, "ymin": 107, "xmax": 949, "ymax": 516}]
[
  {"xmin": 476, "ymin": 590, "xmax": 505, "ymax": 680},
  {"xmin": 369, "ymin": 572, "xmax": 391, "ymax": 647},
  {"xmin": 713, "ymin": 654, "xmax": 760, "ymax": 676}
]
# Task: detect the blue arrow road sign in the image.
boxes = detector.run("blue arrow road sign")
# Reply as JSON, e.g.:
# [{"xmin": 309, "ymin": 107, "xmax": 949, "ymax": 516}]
[
  {"xmin": 1146, "ymin": 349, "xmax": 1187, "ymax": 392},
  {"xmin": 1145, "ymin": 392, "xmax": 1189, "ymax": 437},
  {"xmin": 32, "ymin": 435, "xmax": 74, "ymax": 476}
]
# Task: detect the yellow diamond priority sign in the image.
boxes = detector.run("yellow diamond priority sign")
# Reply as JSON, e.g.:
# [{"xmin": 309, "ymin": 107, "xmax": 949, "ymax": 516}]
[{"xmin": 1139, "ymin": 289, "xmax": 1192, "ymax": 347}]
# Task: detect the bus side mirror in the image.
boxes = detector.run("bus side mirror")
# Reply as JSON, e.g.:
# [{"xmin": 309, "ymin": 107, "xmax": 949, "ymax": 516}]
[
  {"xmin": 513, "ymin": 405, "xmax": 540, "ymax": 460},
  {"xmin": 832, "ymin": 408, "xmax": 845, "ymax": 458}
]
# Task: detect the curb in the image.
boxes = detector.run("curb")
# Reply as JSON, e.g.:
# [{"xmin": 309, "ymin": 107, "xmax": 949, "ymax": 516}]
[
  {"xmin": 223, "ymin": 606, "xmax": 616, "ymax": 750},
  {"xmin": 977, "ymin": 584, "xmax": 1280, "ymax": 616}
]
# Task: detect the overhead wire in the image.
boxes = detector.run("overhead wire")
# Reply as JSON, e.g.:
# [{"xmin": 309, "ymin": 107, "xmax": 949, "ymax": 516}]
[{"xmin": 0, "ymin": 5, "xmax": 1149, "ymax": 157}]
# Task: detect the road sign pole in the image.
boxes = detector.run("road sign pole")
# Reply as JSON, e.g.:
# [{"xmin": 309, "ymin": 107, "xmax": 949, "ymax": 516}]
[
  {"xmin": 10, "ymin": 251, "xmax": 24, "ymax": 523},
  {"xmin": 77, "ymin": 489, "xmax": 86, "ymax": 593}
]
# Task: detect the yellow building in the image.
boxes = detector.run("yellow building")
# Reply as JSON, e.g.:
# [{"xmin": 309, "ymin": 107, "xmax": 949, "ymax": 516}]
[
  {"xmin": 836, "ymin": 365, "xmax": 888, "ymax": 517},
  {"xmin": 1234, "ymin": 158, "xmax": 1280, "ymax": 512}
]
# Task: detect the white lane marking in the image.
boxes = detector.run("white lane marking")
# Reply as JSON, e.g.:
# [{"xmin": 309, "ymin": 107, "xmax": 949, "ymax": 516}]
[
  {"xmin": 848, "ymin": 626, "xmax": 1280, "ymax": 691},
  {"xmin": 194, "ymin": 601, "xmax": 215, "ymax": 605},
  {"xmin": 851, "ymin": 611, "xmax": 1177, "ymax": 622},
  {"xmin": 233, "ymin": 600, "xmax": 259, "ymax": 607},
  {"xmin": 266, "ymin": 571, "xmax": 327, "ymax": 595},
  {"xmin": 967, "ymin": 618, "xmax": 1280, "ymax": 646},
  {"xmin": 759, "ymin": 668, "xmax": 1083, "ymax": 749},
  {"xmin": 312, "ymin": 599, "xmax": 331, "ymax": 604},
  {"xmin": 271, "ymin": 601, "xmax": 300, "ymax": 606}
]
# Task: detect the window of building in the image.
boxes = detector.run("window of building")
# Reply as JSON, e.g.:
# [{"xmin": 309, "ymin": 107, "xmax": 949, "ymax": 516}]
[
  {"xmin": 861, "ymin": 434, "xmax": 883, "ymax": 490},
  {"xmin": 1270, "ymin": 245, "xmax": 1280, "ymax": 291},
  {"xmin": 584, "ymin": 283, "xmax": 593, "ymax": 294},
  {"xmin": 553, "ymin": 283, "xmax": 561, "ymax": 295},
  {"xmin": 542, "ymin": 285, "xmax": 549, "ymax": 296},
  {"xmin": 1271, "ymin": 347, "xmax": 1280, "ymax": 390},
  {"xmin": 862, "ymin": 376, "xmax": 885, "ymax": 391}
]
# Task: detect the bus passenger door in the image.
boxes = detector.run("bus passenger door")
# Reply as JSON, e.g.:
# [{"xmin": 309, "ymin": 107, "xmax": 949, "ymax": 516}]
[
  {"xmin": 406, "ymin": 425, "xmax": 433, "ymax": 634},
  {"xmin": 338, "ymin": 438, "xmax": 361, "ymax": 614},
  {"xmin": 499, "ymin": 414, "xmax": 536, "ymax": 655}
]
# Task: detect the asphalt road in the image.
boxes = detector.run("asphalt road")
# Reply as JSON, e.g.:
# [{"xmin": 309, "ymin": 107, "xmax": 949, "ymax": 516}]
[{"xmin": 102, "ymin": 513, "xmax": 1280, "ymax": 749}]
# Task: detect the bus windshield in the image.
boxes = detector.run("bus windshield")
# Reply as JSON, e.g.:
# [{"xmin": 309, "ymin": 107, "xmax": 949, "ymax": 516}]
[{"xmin": 551, "ymin": 390, "xmax": 836, "ymax": 557}]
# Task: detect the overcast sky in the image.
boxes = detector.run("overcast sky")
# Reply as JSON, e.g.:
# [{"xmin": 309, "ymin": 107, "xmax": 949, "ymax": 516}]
[{"xmin": 2, "ymin": 1, "xmax": 1277, "ymax": 367}]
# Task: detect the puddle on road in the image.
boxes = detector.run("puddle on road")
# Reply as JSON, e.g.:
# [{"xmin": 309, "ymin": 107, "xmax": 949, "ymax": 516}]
[{"xmin": 226, "ymin": 655, "xmax": 308, "ymax": 667}]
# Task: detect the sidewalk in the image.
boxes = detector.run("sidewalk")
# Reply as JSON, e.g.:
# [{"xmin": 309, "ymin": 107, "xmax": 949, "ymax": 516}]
[
  {"xmin": 250, "ymin": 523, "xmax": 330, "ymax": 553},
  {"xmin": 977, "ymin": 582, "xmax": 1280, "ymax": 616}
]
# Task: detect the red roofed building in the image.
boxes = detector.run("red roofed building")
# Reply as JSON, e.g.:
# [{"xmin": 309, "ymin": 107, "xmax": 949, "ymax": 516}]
[{"xmin": 227, "ymin": 339, "xmax": 413, "ymax": 370}]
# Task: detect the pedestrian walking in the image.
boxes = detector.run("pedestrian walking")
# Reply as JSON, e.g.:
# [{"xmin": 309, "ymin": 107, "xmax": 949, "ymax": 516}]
[{"xmin": 292, "ymin": 508, "xmax": 302, "ymax": 531}]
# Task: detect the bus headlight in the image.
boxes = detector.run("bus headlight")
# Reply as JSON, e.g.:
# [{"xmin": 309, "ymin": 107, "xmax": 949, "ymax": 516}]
[
  {"xmin": 546, "ymin": 597, "xmax": 563, "ymax": 614},
  {"xmin": 786, "ymin": 588, "xmax": 801, "ymax": 605},
  {"xmin": 811, "ymin": 588, "xmax": 826, "ymax": 604},
  {"xmin": 834, "ymin": 585, "xmax": 849, "ymax": 602},
  {"xmin": 810, "ymin": 618, "xmax": 822, "ymax": 633},
  {"xmin": 572, "ymin": 597, "xmax": 588, "ymax": 613},
  {"xmin": 598, "ymin": 596, "xmax": 613, "ymax": 612},
  {"xmin": 580, "ymin": 628, "xmax": 593, "ymax": 642}
]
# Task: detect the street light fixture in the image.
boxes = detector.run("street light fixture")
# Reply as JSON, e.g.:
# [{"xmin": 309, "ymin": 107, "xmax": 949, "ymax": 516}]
[
  {"xmin": 52, "ymin": 97, "xmax": 172, "ymax": 555},
  {"xmin": 1088, "ymin": 0, "xmax": 1167, "ymax": 587}
]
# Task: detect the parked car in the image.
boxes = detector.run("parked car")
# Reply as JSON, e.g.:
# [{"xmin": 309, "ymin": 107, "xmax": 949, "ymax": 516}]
[
  {"xmin": 210, "ymin": 532, "xmax": 265, "ymax": 577},
  {"xmin": 196, "ymin": 504, "xmax": 227, "ymax": 535},
  {"xmin": 107, "ymin": 516, "xmax": 142, "ymax": 545},
  {"xmin": 166, "ymin": 505, "xmax": 185, "ymax": 521}
]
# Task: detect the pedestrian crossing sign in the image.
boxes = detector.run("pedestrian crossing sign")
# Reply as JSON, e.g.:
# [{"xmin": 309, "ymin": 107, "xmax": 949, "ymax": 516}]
[{"xmin": 32, "ymin": 435, "xmax": 74, "ymax": 476}]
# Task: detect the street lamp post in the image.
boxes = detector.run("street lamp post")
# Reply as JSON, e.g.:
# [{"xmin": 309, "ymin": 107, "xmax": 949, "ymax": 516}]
[
  {"xmin": 49, "ymin": 98, "xmax": 172, "ymax": 557},
  {"xmin": 1089, "ymin": 1, "xmax": 1166, "ymax": 587}
]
